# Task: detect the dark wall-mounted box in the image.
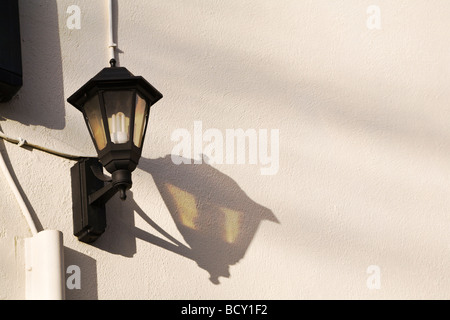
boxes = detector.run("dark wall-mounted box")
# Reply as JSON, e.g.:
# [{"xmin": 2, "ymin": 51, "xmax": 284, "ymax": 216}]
[{"xmin": 0, "ymin": 0, "xmax": 22, "ymax": 102}]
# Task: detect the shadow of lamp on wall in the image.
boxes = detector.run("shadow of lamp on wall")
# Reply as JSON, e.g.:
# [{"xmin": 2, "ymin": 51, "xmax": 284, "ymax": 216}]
[{"xmin": 139, "ymin": 155, "xmax": 279, "ymax": 284}]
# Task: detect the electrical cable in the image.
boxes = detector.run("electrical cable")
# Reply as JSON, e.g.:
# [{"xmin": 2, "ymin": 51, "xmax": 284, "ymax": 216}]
[{"xmin": 0, "ymin": 132, "xmax": 93, "ymax": 161}]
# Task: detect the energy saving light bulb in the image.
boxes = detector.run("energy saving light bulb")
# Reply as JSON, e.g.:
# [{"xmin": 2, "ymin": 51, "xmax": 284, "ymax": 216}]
[{"xmin": 110, "ymin": 112, "xmax": 129, "ymax": 144}]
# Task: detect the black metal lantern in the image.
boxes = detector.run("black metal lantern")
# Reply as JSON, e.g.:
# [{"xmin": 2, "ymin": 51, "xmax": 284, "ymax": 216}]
[{"xmin": 67, "ymin": 64, "xmax": 163, "ymax": 243}]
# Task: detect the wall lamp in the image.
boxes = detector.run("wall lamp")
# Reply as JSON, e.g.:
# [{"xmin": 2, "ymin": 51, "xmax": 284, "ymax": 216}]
[{"xmin": 67, "ymin": 61, "xmax": 163, "ymax": 243}]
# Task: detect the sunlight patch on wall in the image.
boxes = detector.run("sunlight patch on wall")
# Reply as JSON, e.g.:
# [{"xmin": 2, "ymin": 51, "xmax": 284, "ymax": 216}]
[
  {"xmin": 220, "ymin": 207, "xmax": 242, "ymax": 244},
  {"xmin": 165, "ymin": 183, "xmax": 198, "ymax": 230}
]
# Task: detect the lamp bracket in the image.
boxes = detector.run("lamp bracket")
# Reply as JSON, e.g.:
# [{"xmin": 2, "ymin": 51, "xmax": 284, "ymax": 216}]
[
  {"xmin": 71, "ymin": 158, "xmax": 107, "ymax": 243},
  {"xmin": 71, "ymin": 158, "xmax": 132, "ymax": 243}
]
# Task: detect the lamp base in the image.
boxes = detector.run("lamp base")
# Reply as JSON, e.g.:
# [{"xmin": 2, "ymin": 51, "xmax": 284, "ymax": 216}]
[{"xmin": 111, "ymin": 169, "xmax": 132, "ymax": 200}]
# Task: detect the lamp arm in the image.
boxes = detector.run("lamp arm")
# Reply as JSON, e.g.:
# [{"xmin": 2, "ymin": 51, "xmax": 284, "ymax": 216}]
[
  {"xmin": 90, "ymin": 163, "xmax": 112, "ymax": 182},
  {"xmin": 88, "ymin": 181, "xmax": 119, "ymax": 206}
]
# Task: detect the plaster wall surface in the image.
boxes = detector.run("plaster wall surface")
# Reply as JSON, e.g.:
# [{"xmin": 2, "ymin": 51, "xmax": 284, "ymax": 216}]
[{"xmin": 1, "ymin": 0, "xmax": 450, "ymax": 299}]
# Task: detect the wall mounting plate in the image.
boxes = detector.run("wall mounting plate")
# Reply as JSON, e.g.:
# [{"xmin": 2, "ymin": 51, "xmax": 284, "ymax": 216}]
[{"xmin": 71, "ymin": 158, "xmax": 107, "ymax": 243}]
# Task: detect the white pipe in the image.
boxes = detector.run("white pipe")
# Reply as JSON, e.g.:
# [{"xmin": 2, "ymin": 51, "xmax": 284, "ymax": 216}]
[
  {"xmin": 25, "ymin": 230, "xmax": 65, "ymax": 300},
  {"xmin": 0, "ymin": 148, "xmax": 38, "ymax": 235},
  {"xmin": 108, "ymin": 0, "xmax": 116, "ymax": 64}
]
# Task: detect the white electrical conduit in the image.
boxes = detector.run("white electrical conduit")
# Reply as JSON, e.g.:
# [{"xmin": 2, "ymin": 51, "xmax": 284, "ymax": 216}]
[
  {"xmin": 108, "ymin": 0, "xmax": 117, "ymax": 65},
  {"xmin": 25, "ymin": 230, "xmax": 65, "ymax": 300}
]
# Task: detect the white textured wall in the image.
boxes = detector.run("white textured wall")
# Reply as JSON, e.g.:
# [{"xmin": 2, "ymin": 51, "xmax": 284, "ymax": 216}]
[{"xmin": 1, "ymin": 0, "xmax": 450, "ymax": 299}]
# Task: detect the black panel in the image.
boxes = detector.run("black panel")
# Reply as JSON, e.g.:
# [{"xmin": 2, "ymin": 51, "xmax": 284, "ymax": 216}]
[
  {"xmin": 71, "ymin": 158, "xmax": 107, "ymax": 243},
  {"xmin": 0, "ymin": 0, "xmax": 22, "ymax": 102}
]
